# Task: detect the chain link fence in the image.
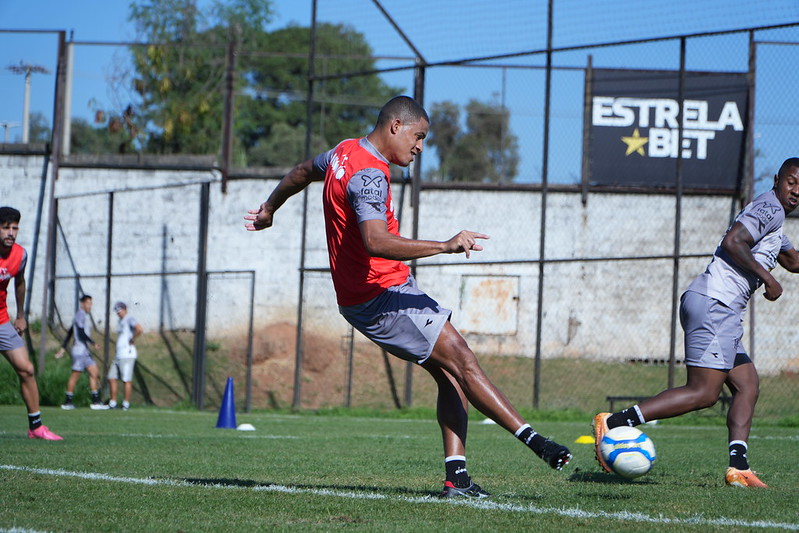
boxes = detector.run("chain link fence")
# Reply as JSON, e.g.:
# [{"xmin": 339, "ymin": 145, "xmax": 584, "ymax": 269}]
[{"xmin": 4, "ymin": 3, "xmax": 799, "ymax": 419}]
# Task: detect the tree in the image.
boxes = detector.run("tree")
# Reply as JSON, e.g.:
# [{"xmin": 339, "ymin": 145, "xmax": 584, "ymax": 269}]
[
  {"xmin": 69, "ymin": 117, "xmax": 128, "ymax": 154},
  {"xmin": 125, "ymin": 0, "xmax": 253, "ymax": 154},
  {"xmin": 122, "ymin": 0, "xmax": 400, "ymax": 163},
  {"xmin": 428, "ymin": 101, "xmax": 459, "ymax": 181},
  {"xmin": 26, "ymin": 112, "xmax": 51, "ymax": 144},
  {"xmin": 247, "ymin": 122, "xmax": 328, "ymax": 167},
  {"xmin": 238, "ymin": 22, "xmax": 401, "ymax": 164},
  {"xmin": 427, "ymin": 98, "xmax": 520, "ymax": 183}
]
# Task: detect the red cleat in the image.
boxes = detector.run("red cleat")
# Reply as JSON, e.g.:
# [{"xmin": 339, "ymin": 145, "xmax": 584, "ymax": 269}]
[{"xmin": 28, "ymin": 425, "xmax": 63, "ymax": 441}]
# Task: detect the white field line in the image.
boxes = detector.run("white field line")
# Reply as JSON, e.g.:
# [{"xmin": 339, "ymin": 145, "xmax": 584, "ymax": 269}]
[
  {"xmin": 750, "ymin": 435, "xmax": 799, "ymax": 441},
  {"xmin": 2, "ymin": 464, "xmax": 798, "ymax": 530}
]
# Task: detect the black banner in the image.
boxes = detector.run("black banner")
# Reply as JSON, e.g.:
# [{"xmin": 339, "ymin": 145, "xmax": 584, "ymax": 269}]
[{"xmin": 587, "ymin": 68, "xmax": 748, "ymax": 190}]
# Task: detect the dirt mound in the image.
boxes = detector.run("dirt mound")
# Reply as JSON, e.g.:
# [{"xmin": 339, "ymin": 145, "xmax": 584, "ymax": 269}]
[{"xmin": 225, "ymin": 322, "xmax": 342, "ymax": 408}]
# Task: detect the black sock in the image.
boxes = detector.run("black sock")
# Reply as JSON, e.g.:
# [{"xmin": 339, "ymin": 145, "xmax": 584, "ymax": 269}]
[
  {"xmin": 91, "ymin": 390, "xmax": 100, "ymax": 403},
  {"xmin": 607, "ymin": 406, "xmax": 644, "ymax": 429},
  {"xmin": 65, "ymin": 392, "xmax": 74, "ymax": 403},
  {"xmin": 515, "ymin": 424, "xmax": 547, "ymax": 456},
  {"xmin": 28, "ymin": 411, "xmax": 42, "ymax": 430},
  {"xmin": 729, "ymin": 441, "xmax": 749, "ymax": 470},
  {"xmin": 444, "ymin": 456, "xmax": 470, "ymax": 488}
]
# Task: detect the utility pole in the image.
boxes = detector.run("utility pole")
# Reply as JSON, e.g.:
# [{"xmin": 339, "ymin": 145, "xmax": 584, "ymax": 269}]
[
  {"xmin": 6, "ymin": 61, "xmax": 50, "ymax": 143},
  {"xmin": 0, "ymin": 121, "xmax": 20, "ymax": 143}
]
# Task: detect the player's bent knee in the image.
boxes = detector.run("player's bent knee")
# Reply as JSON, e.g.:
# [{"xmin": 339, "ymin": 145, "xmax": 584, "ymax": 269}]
[
  {"xmin": 12, "ymin": 360, "xmax": 35, "ymax": 380},
  {"xmin": 695, "ymin": 391, "xmax": 721, "ymax": 409}
]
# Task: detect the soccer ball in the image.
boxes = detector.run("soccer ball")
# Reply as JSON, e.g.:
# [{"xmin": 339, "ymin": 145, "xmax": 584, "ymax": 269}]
[{"xmin": 600, "ymin": 426, "xmax": 656, "ymax": 479}]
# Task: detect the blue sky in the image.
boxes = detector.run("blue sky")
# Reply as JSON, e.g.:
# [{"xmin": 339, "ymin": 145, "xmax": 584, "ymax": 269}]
[
  {"xmin": 1, "ymin": 1, "xmax": 799, "ymax": 190},
  {"xmin": 0, "ymin": 1, "xmax": 310, "ymax": 134}
]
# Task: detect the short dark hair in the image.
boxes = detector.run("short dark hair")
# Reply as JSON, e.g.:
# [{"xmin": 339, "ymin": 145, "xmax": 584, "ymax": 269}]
[
  {"xmin": 375, "ymin": 96, "xmax": 429, "ymax": 128},
  {"xmin": 0, "ymin": 207, "xmax": 21, "ymax": 225},
  {"xmin": 778, "ymin": 157, "xmax": 799, "ymax": 179},
  {"xmin": 80, "ymin": 294, "xmax": 92, "ymax": 302}
]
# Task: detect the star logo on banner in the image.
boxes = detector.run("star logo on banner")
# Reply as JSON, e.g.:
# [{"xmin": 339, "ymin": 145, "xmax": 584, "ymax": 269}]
[{"xmin": 621, "ymin": 128, "xmax": 648, "ymax": 156}]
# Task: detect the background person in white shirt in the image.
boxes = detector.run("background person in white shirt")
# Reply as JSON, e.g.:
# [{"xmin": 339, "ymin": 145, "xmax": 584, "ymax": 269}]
[{"xmin": 107, "ymin": 301, "xmax": 143, "ymax": 410}]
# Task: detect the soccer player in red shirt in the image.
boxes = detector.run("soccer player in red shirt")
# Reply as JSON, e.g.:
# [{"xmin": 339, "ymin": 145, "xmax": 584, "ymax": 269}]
[
  {"xmin": 0, "ymin": 206, "xmax": 62, "ymax": 440},
  {"xmin": 246, "ymin": 96, "xmax": 570, "ymax": 497}
]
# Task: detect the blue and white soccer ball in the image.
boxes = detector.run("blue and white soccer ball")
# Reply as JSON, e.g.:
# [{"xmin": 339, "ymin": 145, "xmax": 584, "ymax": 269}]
[{"xmin": 600, "ymin": 426, "xmax": 656, "ymax": 479}]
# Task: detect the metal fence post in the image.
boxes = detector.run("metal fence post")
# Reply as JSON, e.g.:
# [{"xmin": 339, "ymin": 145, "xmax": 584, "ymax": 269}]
[
  {"xmin": 533, "ymin": 0, "xmax": 554, "ymax": 409},
  {"xmin": 192, "ymin": 182, "xmax": 210, "ymax": 409},
  {"xmin": 667, "ymin": 38, "xmax": 687, "ymax": 390}
]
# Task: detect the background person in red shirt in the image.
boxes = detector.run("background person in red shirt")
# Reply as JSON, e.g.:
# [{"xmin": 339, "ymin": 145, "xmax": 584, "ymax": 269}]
[{"xmin": 0, "ymin": 206, "xmax": 62, "ymax": 440}]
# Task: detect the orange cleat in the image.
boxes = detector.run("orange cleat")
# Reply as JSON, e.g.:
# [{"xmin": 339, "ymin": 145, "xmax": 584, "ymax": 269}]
[
  {"xmin": 27, "ymin": 425, "xmax": 63, "ymax": 441},
  {"xmin": 592, "ymin": 412, "xmax": 612, "ymax": 473},
  {"xmin": 725, "ymin": 467, "xmax": 768, "ymax": 488}
]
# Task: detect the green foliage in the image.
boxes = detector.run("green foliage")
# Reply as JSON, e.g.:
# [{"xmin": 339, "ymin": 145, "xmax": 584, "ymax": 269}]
[
  {"xmin": 246, "ymin": 122, "xmax": 329, "ymax": 166},
  {"xmin": 0, "ymin": 351, "xmax": 73, "ymax": 406},
  {"xmin": 26, "ymin": 111, "xmax": 51, "ymax": 143},
  {"xmin": 69, "ymin": 117, "xmax": 128, "ymax": 154},
  {"xmin": 123, "ymin": 0, "xmax": 400, "ymax": 161},
  {"xmin": 0, "ymin": 362, "xmax": 21, "ymax": 405},
  {"xmin": 427, "ymin": 98, "xmax": 520, "ymax": 183},
  {"xmin": 239, "ymin": 22, "xmax": 400, "ymax": 159},
  {"xmin": 36, "ymin": 356, "xmax": 80, "ymax": 406},
  {"xmin": 124, "ymin": 0, "xmax": 266, "ymax": 154}
]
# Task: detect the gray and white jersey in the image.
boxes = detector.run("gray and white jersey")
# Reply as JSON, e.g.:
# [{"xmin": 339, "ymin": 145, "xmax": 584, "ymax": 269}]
[
  {"xmin": 116, "ymin": 314, "xmax": 139, "ymax": 359},
  {"xmin": 71, "ymin": 308, "xmax": 93, "ymax": 357},
  {"xmin": 687, "ymin": 189, "xmax": 793, "ymax": 313}
]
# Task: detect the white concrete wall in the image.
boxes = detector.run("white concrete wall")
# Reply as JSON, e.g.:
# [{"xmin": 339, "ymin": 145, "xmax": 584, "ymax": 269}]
[{"xmin": 4, "ymin": 153, "xmax": 799, "ymax": 372}]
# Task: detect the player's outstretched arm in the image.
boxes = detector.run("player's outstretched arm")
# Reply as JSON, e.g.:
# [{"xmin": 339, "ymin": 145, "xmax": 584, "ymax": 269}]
[
  {"xmin": 245, "ymin": 159, "xmax": 322, "ymax": 231},
  {"xmin": 360, "ymin": 219, "xmax": 488, "ymax": 261}
]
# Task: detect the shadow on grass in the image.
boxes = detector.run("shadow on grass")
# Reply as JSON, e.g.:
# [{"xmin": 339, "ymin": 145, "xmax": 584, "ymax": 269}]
[
  {"xmin": 181, "ymin": 477, "xmax": 437, "ymax": 498},
  {"xmin": 568, "ymin": 470, "xmax": 657, "ymax": 486}
]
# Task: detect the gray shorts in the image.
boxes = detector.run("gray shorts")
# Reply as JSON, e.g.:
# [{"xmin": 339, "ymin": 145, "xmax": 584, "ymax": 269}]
[
  {"xmin": 70, "ymin": 351, "xmax": 97, "ymax": 372},
  {"xmin": 680, "ymin": 290, "xmax": 745, "ymax": 371},
  {"xmin": 339, "ymin": 275, "xmax": 451, "ymax": 364},
  {"xmin": 108, "ymin": 358, "xmax": 136, "ymax": 382},
  {"xmin": 0, "ymin": 321, "xmax": 24, "ymax": 351}
]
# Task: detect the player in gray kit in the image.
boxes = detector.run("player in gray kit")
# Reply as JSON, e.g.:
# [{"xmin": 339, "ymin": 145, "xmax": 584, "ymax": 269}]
[
  {"xmin": 56, "ymin": 294, "xmax": 108, "ymax": 409},
  {"xmin": 107, "ymin": 301, "xmax": 143, "ymax": 410},
  {"xmin": 594, "ymin": 157, "xmax": 799, "ymax": 488}
]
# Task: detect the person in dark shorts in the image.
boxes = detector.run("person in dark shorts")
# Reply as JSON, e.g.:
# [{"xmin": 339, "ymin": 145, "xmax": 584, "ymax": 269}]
[
  {"xmin": 55, "ymin": 294, "xmax": 108, "ymax": 410},
  {"xmin": 593, "ymin": 157, "xmax": 799, "ymax": 488},
  {"xmin": 0, "ymin": 206, "xmax": 62, "ymax": 440},
  {"xmin": 246, "ymin": 96, "xmax": 571, "ymax": 498}
]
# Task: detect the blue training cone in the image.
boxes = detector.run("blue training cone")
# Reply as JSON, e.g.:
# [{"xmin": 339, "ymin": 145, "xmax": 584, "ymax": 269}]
[{"xmin": 216, "ymin": 377, "xmax": 237, "ymax": 429}]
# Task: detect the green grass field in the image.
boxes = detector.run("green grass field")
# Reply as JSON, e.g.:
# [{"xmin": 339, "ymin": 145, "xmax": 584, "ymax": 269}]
[{"xmin": 1, "ymin": 406, "xmax": 797, "ymax": 532}]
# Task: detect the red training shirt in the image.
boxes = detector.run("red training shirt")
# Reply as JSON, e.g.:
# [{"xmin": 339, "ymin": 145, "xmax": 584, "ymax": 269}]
[{"xmin": 318, "ymin": 137, "xmax": 410, "ymax": 306}]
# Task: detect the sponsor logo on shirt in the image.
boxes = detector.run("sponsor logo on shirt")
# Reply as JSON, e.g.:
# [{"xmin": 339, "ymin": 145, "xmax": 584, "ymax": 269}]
[
  {"xmin": 358, "ymin": 173, "xmax": 384, "ymax": 211},
  {"xmin": 753, "ymin": 202, "xmax": 780, "ymax": 231},
  {"xmin": 331, "ymin": 153, "xmax": 349, "ymax": 180}
]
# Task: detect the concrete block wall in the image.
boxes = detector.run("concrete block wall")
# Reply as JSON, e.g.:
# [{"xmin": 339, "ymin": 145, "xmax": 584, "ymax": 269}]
[{"xmin": 4, "ymin": 152, "xmax": 799, "ymax": 371}]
